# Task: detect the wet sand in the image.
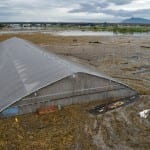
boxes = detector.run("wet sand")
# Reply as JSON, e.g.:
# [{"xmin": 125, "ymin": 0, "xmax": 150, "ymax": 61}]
[{"xmin": 0, "ymin": 33, "xmax": 150, "ymax": 149}]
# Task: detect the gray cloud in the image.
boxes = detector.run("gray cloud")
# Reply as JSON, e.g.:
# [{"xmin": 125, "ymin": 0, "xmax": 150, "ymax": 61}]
[
  {"xmin": 70, "ymin": 7, "xmax": 150, "ymax": 18},
  {"xmin": 0, "ymin": 0, "xmax": 62, "ymax": 21},
  {"xmin": 69, "ymin": 0, "xmax": 150, "ymax": 19},
  {"xmin": 108, "ymin": 0, "xmax": 134, "ymax": 5},
  {"xmin": 69, "ymin": 2, "xmax": 109, "ymax": 13},
  {"xmin": 69, "ymin": 0, "xmax": 135, "ymax": 13},
  {"xmin": 102, "ymin": 9, "xmax": 150, "ymax": 18},
  {"xmin": 0, "ymin": 0, "xmax": 149, "ymax": 22},
  {"xmin": 69, "ymin": 0, "xmax": 136, "ymax": 13}
]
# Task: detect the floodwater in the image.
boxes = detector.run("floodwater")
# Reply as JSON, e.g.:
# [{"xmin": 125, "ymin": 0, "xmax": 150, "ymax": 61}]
[
  {"xmin": 0, "ymin": 34, "xmax": 149, "ymax": 149},
  {"xmin": 52, "ymin": 31, "xmax": 115, "ymax": 36},
  {"xmin": 0, "ymin": 30, "xmax": 38, "ymax": 34},
  {"xmin": 52, "ymin": 30, "xmax": 150, "ymax": 36},
  {"xmin": 0, "ymin": 30, "xmax": 150, "ymax": 37}
]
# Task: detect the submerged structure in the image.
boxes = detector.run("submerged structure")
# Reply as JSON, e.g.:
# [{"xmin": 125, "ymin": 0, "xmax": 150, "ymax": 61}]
[{"xmin": 0, "ymin": 37, "xmax": 137, "ymax": 117}]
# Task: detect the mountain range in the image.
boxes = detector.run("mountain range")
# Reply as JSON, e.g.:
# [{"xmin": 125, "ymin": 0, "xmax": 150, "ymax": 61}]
[{"xmin": 122, "ymin": 17, "xmax": 150, "ymax": 24}]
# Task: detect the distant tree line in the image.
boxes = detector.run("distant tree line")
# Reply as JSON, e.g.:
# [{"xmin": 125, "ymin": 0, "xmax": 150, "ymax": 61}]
[{"xmin": 0, "ymin": 24, "xmax": 7, "ymax": 29}]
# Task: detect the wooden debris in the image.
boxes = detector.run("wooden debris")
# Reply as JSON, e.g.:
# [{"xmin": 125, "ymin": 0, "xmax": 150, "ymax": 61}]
[
  {"xmin": 140, "ymin": 45, "xmax": 150, "ymax": 48},
  {"xmin": 37, "ymin": 105, "xmax": 58, "ymax": 115}
]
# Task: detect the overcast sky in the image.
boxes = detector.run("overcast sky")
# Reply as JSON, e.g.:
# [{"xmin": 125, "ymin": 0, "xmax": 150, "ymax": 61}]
[{"xmin": 0, "ymin": 0, "xmax": 150, "ymax": 22}]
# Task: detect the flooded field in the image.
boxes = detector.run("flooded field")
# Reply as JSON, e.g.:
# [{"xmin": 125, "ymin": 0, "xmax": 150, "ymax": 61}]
[
  {"xmin": 1, "ymin": 29, "xmax": 150, "ymax": 37},
  {"xmin": 53, "ymin": 30, "xmax": 150, "ymax": 37},
  {"xmin": 0, "ymin": 33, "xmax": 150, "ymax": 149}
]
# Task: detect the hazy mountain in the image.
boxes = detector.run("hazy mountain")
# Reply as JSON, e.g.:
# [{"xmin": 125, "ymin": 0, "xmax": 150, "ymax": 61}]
[{"xmin": 122, "ymin": 17, "xmax": 150, "ymax": 24}]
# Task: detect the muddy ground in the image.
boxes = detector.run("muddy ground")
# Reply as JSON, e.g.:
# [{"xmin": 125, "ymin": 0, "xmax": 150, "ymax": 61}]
[{"xmin": 0, "ymin": 33, "xmax": 150, "ymax": 149}]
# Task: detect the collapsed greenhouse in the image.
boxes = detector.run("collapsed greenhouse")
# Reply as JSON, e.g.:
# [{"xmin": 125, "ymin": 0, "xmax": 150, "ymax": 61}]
[{"xmin": 0, "ymin": 37, "xmax": 138, "ymax": 117}]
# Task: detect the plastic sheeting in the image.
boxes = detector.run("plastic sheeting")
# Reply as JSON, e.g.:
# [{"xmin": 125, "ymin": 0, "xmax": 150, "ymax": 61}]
[{"xmin": 0, "ymin": 37, "xmax": 130, "ymax": 112}]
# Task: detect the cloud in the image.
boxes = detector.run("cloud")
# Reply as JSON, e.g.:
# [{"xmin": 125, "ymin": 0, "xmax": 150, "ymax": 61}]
[
  {"xmin": 69, "ymin": 0, "xmax": 150, "ymax": 19},
  {"xmin": 69, "ymin": 0, "xmax": 136, "ymax": 13},
  {"xmin": 108, "ymin": 0, "xmax": 134, "ymax": 5},
  {"xmin": 0, "ymin": 0, "xmax": 149, "ymax": 22},
  {"xmin": 0, "ymin": 0, "xmax": 71, "ymax": 21},
  {"xmin": 102, "ymin": 9, "xmax": 150, "ymax": 18},
  {"xmin": 69, "ymin": 2, "xmax": 109, "ymax": 13}
]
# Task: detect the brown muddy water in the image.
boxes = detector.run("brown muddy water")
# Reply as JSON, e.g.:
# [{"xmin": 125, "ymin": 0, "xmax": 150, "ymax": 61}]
[{"xmin": 0, "ymin": 33, "xmax": 150, "ymax": 149}]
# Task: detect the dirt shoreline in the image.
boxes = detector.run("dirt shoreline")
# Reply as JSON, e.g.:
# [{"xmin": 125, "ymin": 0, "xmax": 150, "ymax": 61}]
[{"xmin": 0, "ymin": 33, "xmax": 150, "ymax": 149}]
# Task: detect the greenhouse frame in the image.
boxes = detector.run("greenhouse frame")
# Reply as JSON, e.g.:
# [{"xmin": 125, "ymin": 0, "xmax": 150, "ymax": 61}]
[{"xmin": 0, "ymin": 37, "xmax": 138, "ymax": 116}]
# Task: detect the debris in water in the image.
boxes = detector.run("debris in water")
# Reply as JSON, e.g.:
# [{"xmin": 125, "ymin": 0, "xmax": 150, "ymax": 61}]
[
  {"xmin": 89, "ymin": 41, "xmax": 102, "ymax": 44},
  {"xmin": 37, "ymin": 105, "xmax": 58, "ymax": 115},
  {"xmin": 88, "ymin": 95, "xmax": 139, "ymax": 115},
  {"xmin": 15, "ymin": 117, "xmax": 19, "ymax": 123},
  {"xmin": 139, "ymin": 109, "xmax": 150, "ymax": 119},
  {"xmin": 140, "ymin": 45, "xmax": 150, "ymax": 48}
]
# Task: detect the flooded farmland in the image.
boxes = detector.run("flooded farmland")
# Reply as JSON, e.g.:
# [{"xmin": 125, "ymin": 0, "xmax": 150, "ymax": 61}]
[{"xmin": 0, "ymin": 33, "xmax": 150, "ymax": 149}]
